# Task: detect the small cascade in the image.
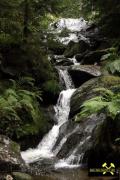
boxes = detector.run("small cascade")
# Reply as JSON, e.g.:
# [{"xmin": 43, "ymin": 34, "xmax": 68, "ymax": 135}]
[
  {"xmin": 51, "ymin": 18, "xmax": 88, "ymax": 32},
  {"xmin": 69, "ymin": 56, "xmax": 80, "ymax": 65},
  {"xmin": 50, "ymin": 18, "xmax": 89, "ymax": 45},
  {"xmin": 21, "ymin": 69, "xmax": 76, "ymax": 164},
  {"xmin": 21, "ymin": 17, "xmax": 95, "ymax": 171},
  {"xmin": 58, "ymin": 69, "xmax": 75, "ymax": 89}
]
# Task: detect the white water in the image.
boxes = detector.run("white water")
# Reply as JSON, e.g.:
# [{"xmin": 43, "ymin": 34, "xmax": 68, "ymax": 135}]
[
  {"xmin": 59, "ymin": 69, "xmax": 75, "ymax": 89},
  {"xmin": 54, "ymin": 136, "xmax": 91, "ymax": 169},
  {"xmin": 21, "ymin": 69, "xmax": 75, "ymax": 164},
  {"xmin": 52, "ymin": 18, "xmax": 88, "ymax": 32},
  {"xmin": 50, "ymin": 18, "xmax": 89, "ymax": 45},
  {"xmin": 21, "ymin": 18, "xmax": 90, "ymax": 169},
  {"xmin": 69, "ymin": 56, "xmax": 80, "ymax": 65}
]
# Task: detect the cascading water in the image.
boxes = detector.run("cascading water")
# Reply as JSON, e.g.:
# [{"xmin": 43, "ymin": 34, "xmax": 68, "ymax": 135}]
[
  {"xmin": 58, "ymin": 69, "xmax": 75, "ymax": 89},
  {"xmin": 21, "ymin": 69, "xmax": 76, "ymax": 165},
  {"xmin": 21, "ymin": 18, "xmax": 94, "ymax": 171}
]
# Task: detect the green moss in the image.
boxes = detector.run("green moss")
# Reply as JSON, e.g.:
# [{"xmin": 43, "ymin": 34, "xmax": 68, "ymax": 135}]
[
  {"xmin": 59, "ymin": 28, "xmax": 71, "ymax": 37},
  {"xmin": 64, "ymin": 42, "xmax": 80, "ymax": 58},
  {"xmin": 47, "ymin": 38, "xmax": 66, "ymax": 54},
  {"xmin": 10, "ymin": 141, "xmax": 20, "ymax": 154},
  {"xmin": 0, "ymin": 79, "xmax": 50, "ymax": 139},
  {"xmin": 99, "ymin": 76, "xmax": 120, "ymax": 87},
  {"xmin": 70, "ymin": 76, "xmax": 120, "ymax": 118},
  {"xmin": 42, "ymin": 80, "xmax": 61, "ymax": 95}
]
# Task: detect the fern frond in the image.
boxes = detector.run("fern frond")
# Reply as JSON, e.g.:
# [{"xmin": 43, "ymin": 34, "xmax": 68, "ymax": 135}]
[{"xmin": 75, "ymin": 88, "xmax": 120, "ymax": 122}]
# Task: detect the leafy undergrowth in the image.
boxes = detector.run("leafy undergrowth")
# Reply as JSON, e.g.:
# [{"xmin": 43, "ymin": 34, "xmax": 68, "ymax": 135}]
[
  {"xmin": 75, "ymin": 87, "xmax": 120, "ymax": 121},
  {"xmin": 0, "ymin": 78, "xmax": 48, "ymax": 139}
]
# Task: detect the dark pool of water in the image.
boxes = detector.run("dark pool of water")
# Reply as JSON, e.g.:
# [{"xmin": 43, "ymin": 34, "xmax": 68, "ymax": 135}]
[{"xmin": 33, "ymin": 169, "xmax": 118, "ymax": 180}]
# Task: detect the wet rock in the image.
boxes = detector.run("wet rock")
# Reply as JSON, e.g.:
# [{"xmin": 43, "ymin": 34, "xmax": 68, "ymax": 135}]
[
  {"xmin": 64, "ymin": 40, "xmax": 90, "ymax": 58},
  {"xmin": 87, "ymin": 114, "xmax": 120, "ymax": 168},
  {"xmin": 70, "ymin": 76, "xmax": 120, "ymax": 118},
  {"xmin": 57, "ymin": 113, "xmax": 106, "ymax": 160},
  {"xmin": 19, "ymin": 106, "xmax": 55, "ymax": 151},
  {"xmin": 12, "ymin": 172, "xmax": 32, "ymax": 180},
  {"xmin": 55, "ymin": 58, "xmax": 73, "ymax": 66},
  {"xmin": 75, "ymin": 51, "xmax": 88, "ymax": 62},
  {"xmin": 68, "ymin": 65, "xmax": 101, "ymax": 87},
  {"xmin": 47, "ymin": 39, "xmax": 66, "ymax": 55},
  {"xmin": 81, "ymin": 49, "xmax": 108, "ymax": 65},
  {"xmin": 0, "ymin": 135, "xmax": 26, "ymax": 173}
]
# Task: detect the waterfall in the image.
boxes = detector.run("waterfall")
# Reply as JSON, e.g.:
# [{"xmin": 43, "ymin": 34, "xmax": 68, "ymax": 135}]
[
  {"xmin": 21, "ymin": 18, "xmax": 92, "ymax": 170},
  {"xmin": 58, "ymin": 69, "xmax": 75, "ymax": 89},
  {"xmin": 21, "ymin": 69, "xmax": 76, "ymax": 164}
]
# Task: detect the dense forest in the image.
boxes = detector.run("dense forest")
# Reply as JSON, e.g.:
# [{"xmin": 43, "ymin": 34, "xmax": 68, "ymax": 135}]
[{"xmin": 0, "ymin": 0, "xmax": 120, "ymax": 179}]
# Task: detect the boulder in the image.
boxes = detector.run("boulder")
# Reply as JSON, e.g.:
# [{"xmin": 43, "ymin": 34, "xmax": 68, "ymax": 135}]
[
  {"xmin": 56, "ymin": 113, "xmax": 106, "ymax": 160},
  {"xmin": 70, "ymin": 75, "xmax": 120, "ymax": 118},
  {"xmin": 64, "ymin": 40, "xmax": 90, "ymax": 58},
  {"xmin": 12, "ymin": 172, "xmax": 32, "ymax": 180},
  {"xmin": 55, "ymin": 58, "xmax": 73, "ymax": 66},
  {"xmin": 0, "ymin": 135, "xmax": 26, "ymax": 173},
  {"xmin": 81, "ymin": 49, "xmax": 108, "ymax": 65},
  {"xmin": 19, "ymin": 105, "xmax": 55, "ymax": 151},
  {"xmin": 87, "ymin": 114, "xmax": 120, "ymax": 168},
  {"xmin": 47, "ymin": 39, "xmax": 66, "ymax": 55},
  {"xmin": 75, "ymin": 51, "xmax": 88, "ymax": 62},
  {"xmin": 68, "ymin": 65, "xmax": 101, "ymax": 87}
]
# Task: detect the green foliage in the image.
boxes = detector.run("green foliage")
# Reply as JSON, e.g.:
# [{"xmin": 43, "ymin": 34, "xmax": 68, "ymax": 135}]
[
  {"xmin": 107, "ymin": 59, "xmax": 120, "ymax": 76},
  {"xmin": 59, "ymin": 0, "xmax": 82, "ymax": 18},
  {"xmin": 75, "ymin": 88, "xmax": 120, "ymax": 121},
  {"xmin": 0, "ymin": 79, "xmax": 46, "ymax": 139},
  {"xmin": 59, "ymin": 28, "xmax": 71, "ymax": 37},
  {"xmin": 42, "ymin": 80, "xmax": 61, "ymax": 95}
]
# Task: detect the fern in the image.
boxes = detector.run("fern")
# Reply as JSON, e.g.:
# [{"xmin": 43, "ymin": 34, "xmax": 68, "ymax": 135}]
[
  {"xmin": 75, "ymin": 88, "xmax": 120, "ymax": 121},
  {"xmin": 0, "ymin": 79, "xmax": 43, "ymax": 138},
  {"xmin": 107, "ymin": 58, "xmax": 120, "ymax": 75}
]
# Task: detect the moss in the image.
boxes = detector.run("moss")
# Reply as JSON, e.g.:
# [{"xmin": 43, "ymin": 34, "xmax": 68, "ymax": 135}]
[
  {"xmin": 59, "ymin": 28, "xmax": 71, "ymax": 37},
  {"xmin": 42, "ymin": 80, "xmax": 61, "ymax": 104},
  {"xmin": 64, "ymin": 40, "xmax": 89, "ymax": 58},
  {"xmin": 99, "ymin": 76, "xmax": 120, "ymax": 87},
  {"xmin": 47, "ymin": 38, "xmax": 66, "ymax": 55},
  {"xmin": 10, "ymin": 141, "xmax": 20, "ymax": 154},
  {"xmin": 70, "ymin": 75, "xmax": 120, "ymax": 118},
  {"xmin": 12, "ymin": 172, "xmax": 32, "ymax": 180}
]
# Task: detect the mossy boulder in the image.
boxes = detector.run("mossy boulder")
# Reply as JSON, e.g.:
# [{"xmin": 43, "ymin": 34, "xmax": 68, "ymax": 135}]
[
  {"xmin": 0, "ymin": 42, "xmax": 58, "ymax": 86},
  {"xmin": 0, "ymin": 135, "xmax": 26, "ymax": 172},
  {"xmin": 64, "ymin": 40, "xmax": 90, "ymax": 58},
  {"xmin": 88, "ymin": 114, "xmax": 120, "ymax": 168},
  {"xmin": 81, "ymin": 49, "xmax": 108, "ymax": 65},
  {"xmin": 68, "ymin": 65, "xmax": 101, "ymax": 87},
  {"xmin": 12, "ymin": 172, "xmax": 33, "ymax": 180},
  {"xmin": 47, "ymin": 39, "xmax": 66, "ymax": 55},
  {"xmin": 42, "ymin": 79, "xmax": 62, "ymax": 104},
  {"xmin": 70, "ymin": 75, "xmax": 120, "ymax": 118}
]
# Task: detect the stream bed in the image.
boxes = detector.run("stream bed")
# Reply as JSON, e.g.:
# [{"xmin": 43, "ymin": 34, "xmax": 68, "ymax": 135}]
[{"xmin": 33, "ymin": 169, "xmax": 118, "ymax": 180}]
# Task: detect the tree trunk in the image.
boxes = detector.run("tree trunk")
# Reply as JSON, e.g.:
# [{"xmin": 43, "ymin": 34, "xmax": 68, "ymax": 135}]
[{"xmin": 23, "ymin": 0, "xmax": 29, "ymax": 39}]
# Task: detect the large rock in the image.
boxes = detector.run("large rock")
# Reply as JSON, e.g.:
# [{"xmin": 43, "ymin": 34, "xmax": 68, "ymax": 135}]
[
  {"xmin": 57, "ymin": 114, "xmax": 106, "ymax": 160},
  {"xmin": 81, "ymin": 49, "xmax": 108, "ymax": 65},
  {"xmin": 70, "ymin": 75, "xmax": 120, "ymax": 118},
  {"xmin": 47, "ymin": 39, "xmax": 66, "ymax": 55},
  {"xmin": 68, "ymin": 76, "xmax": 120, "ymax": 167},
  {"xmin": 68, "ymin": 65, "xmax": 101, "ymax": 87},
  {"xmin": 12, "ymin": 172, "xmax": 33, "ymax": 180},
  {"xmin": 55, "ymin": 58, "xmax": 73, "ymax": 66},
  {"xmin": 0, "ymin": 135, "xmax": 26, "ymax": 172},
  {"xmin": 87, "ymin": 113, "xmax": 120, "ymax": 168},
  {"xmin": 64, "ymin": 40, "xmax": 90, "ymax": 58}
]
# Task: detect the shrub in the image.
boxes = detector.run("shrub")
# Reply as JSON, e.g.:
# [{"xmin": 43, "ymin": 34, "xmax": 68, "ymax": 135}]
[
  {"xmin": 0, "ymin": 79, "xmax": 47, "ymax": 139},
  {"xmin": 75, "ymin": 88, "xmax": 120, "ymax": 121}
]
